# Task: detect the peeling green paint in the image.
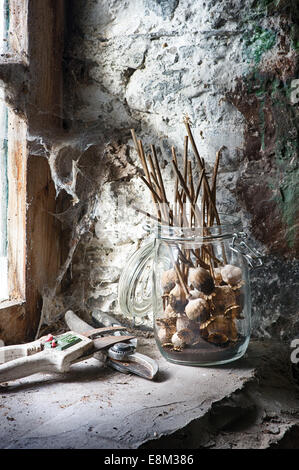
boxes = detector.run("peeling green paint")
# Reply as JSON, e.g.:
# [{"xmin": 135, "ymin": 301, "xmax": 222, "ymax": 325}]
[
  {"xmin": 271, "ymin": 83, "xmax": 298, "ymax": 249},
  {"xmin": 252, "ymin": 0, "xmax": 274, "ymax": 10},
  {"xmin": 236, "ymin": 68, "xmax": 299, "ymax": 251},
  {"xmin": 240, "ymin": 0, "xmax": 299, "ymax": 67},
  {"xmin": 243, "ymin": 25, "xmax": 277, "ymax": 64},
  {"xmin": 276, "ymin": 182, "xmax": 299, "ymax": 249},
  {"xmin": 252, "ymin": 0, "xmax": 298, "ymax": 16},
  {"xmin": 227, "ymin": 0, "xmax": 298, "ymax": 253},
  {"xmin": 290, "ymin": 24, "xmax": 299, "ymax": 51}
]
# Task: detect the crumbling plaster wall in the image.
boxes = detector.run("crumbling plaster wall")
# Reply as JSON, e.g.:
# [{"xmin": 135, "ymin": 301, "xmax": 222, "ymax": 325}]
[{"xmin": 49, "ymin": 0, "xmax": 298, "ymax": 340}]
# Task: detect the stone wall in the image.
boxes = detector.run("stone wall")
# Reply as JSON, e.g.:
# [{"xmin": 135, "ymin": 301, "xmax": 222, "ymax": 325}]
[{"xmin": 54, "ymin": 0, "xmax": 299, "ymax": 341}]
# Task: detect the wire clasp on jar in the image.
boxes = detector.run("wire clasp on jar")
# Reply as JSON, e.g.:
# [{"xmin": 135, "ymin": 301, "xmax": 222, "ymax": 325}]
[{"xmin": 230, "ymin": 232, "xmax": 263, "ymax": 268}]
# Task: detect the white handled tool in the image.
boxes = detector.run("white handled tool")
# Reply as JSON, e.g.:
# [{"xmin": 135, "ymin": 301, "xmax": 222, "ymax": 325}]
[{"xmin": 0, "ymin": 327, "xmax": 135, "ymax": 383}]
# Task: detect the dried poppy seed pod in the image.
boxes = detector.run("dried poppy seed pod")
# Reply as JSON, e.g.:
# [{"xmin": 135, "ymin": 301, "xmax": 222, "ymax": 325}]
[
  {"xmin": 176, "ymin": 314, "xmax": 196, "ymax": 332},
  {"xmin": 157, "ymin": 325, "xmax": 173, "ymax": 344},
  {"xmin": 169, "ymin": 284, "xmax": 188, "ymax": 312},
  {"xmin": 204, "ymin": 315, "xmax": 238, "ymax": 344},
  {"xmin": 220, "ymin": 264, "xmax": 242, "ymax": 287},
  {"xmin": 161, "ymin": 269, "xmax": 178, "ymax": 293},
  {"xmin": 207, "ymin": 332, "xmax": 229, "ymax": 345},
  {"xmin": 188, "ymin": 289, "xmax": 201, "ymax": 300},
  {"xmin": 164, "ymin": 304, "xmax": 177, "ymax": 319},
  {"xmin": 234, "ymin": 289, "xmax": 244, "ymax": 312},
  {"xmin": 214, "ymin": 267, "xmax": 223, "ymax": 285},
  {"xmin": 212, "ymin": 285, "xmax": 242, "ymax": 318},
  {"xmin": 213, "ymin": 285, "xmax": 234, "ymax": 310},
  {"xmin": 185, "ymin": 298, "xmax": 209, "ymax": 321},
  {"xmin": 171, "ymin": 328, "xmax": 195, "ymax": 348},
  {"xmin": 156, "ymin": 318, "xmax": 176, "ymax": 343},
  {"xmin": 189, "ymin": 267, "xmax": 215, "ymax": 296},
  {"xmin": 171, "ymin": 332, "xmax": 186, "ymax": 348}
]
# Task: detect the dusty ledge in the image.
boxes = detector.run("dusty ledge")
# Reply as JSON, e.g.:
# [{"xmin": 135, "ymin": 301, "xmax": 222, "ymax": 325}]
[{"xmin": 0, "ymin": 339, "xmax": 298, "ymax": 449}]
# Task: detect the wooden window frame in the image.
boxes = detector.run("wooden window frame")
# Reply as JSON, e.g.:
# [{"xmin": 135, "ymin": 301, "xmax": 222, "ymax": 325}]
[{"xmin": 0, "ymin": 0, "xmax": 64, "ymax": 344}]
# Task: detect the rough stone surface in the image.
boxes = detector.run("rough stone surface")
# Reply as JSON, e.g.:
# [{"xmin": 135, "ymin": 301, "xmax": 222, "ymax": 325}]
[
  {"xmin": 56, "ymin": 0, "xmax": 299, "ymax": 342},
  {"xmin": 0, "ymin": 339, "xmax": 298, "ymax": 449}
]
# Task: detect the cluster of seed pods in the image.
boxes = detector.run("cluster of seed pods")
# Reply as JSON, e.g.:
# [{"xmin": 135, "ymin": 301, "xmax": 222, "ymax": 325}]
[{"xmin": 156, "ymin": 263, "xmax": 244, "ymax": 350}]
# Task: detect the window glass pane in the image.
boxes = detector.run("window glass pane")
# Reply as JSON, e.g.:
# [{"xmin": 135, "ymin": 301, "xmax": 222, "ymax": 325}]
[{"xmin": 0, "ymin": 0, "xmax": 8, "ymax": 300}]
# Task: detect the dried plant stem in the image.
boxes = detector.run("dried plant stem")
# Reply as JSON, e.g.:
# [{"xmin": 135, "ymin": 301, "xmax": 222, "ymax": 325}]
[
  {"xmin": 208, "ymin": 146, "xmax": 224, "ymax": 226},
  {"xmin": 147, "ymin": 154, "xmax": 160, "ymax": 190},
  {"xmin": 194, "ymin": 169, "xmax": 205, "ymax": 204},
  {"xmin": 151, "ymin": 144, "xmax": 174, "ymax": 225},
  {"xmin": 131, "ymin": 129, "xmax": 161, "ymax": 221},
  {"xmin": 183, "ymin": 119, "xmax": 222, "ymax": 226},
  {"xmin": 171, "ymin": 146, "xmax": 179, "ymax": 208},
  {"xmin": 176, "ymin": 189, "xmax": 189, "ymax": 227},
  {"xmin": 188, "ymin": 160, "xmax": 195, "ymax": 226},
  {"xmin": 132, "ymin": 206, "xmax": 171, "ymax": 227},
  {"xmin": 139, "ymin": 140, "xmax": 171, "ymax": 222},
  {"xmin": 211, "ymin": 147, "xmax": 223, "ymax": 196},
  {"xmin": 171, "ymin": 151, "xmax": 181, "ymax": 228},
  {"xmin": 191, "ymin": 249, "xmax": 210, "ymax": 270},
  {"xmin": 149, "ymin": 171, "xmax": 163, "ymax": 216},
  {"xmin": 172, "ymin": 159, "xmax": 201, "ymax": 225},
  {"xmin": 130, "ymin": 128, "xmax": 140, "ymax": 157},
  {"xmin": 201, "ymin": 188, "xmax": 207, "ymax": 233},
  {"xmin": 151, "ymin": 144, "xmax": 168, "ymax": 204},
  {"xmin": 183, "ymin": 136, "xmax": 188, "ymax": 204},
  {"xmin": 137, "ymin": 140, "xmax": 151, "ymax": 183},
  {"xmin": 174, "ymin": 261, "xmax": 189, "ymax": 296},
  {"xmin": 139, "ymin": 175, "xmax": 163, "ymax": 204},
  {"xmin": 188, "ymin": 160, "xmax": 195, "ymax": 202},
  {"xmin": 170, "ymin": 150, "xmax": 186, "ymax": 225},
  {"xmin": 178, "ymin": 247, "xmax": 195, "ymax": 268},
  {"xmin": 132, "ymin": 121, "xmax": 228, "ymax": 290}
]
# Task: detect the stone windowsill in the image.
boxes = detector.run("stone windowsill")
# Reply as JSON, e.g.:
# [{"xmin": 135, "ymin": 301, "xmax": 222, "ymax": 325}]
[{"xmin": 0, "ymin": 338, "xmax": 298, "ymax": 449}]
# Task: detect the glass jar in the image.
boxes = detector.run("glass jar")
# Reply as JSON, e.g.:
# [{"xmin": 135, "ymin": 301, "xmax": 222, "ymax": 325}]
[{"xmin": 118, "ymin": 214, "xmax": 263, "ymax": 366}]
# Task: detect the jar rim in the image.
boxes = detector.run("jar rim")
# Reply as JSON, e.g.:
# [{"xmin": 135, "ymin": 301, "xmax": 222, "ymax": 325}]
[{"xmin": 143, "ymin": 213, "xmax": 243, "ymax": 241}]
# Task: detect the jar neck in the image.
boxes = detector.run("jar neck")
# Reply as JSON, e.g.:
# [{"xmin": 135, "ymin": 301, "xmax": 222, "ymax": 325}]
[{"xmin": 143, "ymin": 214, "xmax": 243, "ymax": 242}]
